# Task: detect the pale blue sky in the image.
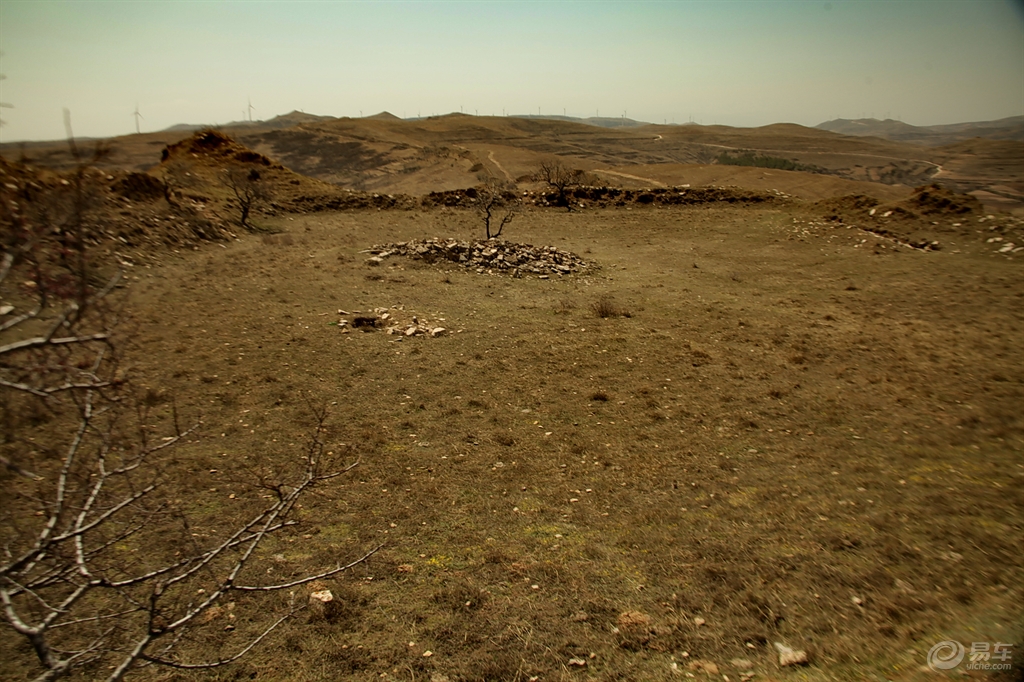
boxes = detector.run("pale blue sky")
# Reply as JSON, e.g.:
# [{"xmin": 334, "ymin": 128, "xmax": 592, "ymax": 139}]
[{"xmin": 1, "ymin": 0, "xmax": 1022, "ymax": 142}]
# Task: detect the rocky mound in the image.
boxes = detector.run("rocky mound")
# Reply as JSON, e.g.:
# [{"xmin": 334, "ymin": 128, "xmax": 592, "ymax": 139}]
[
  {"xmin": 814, "ymin": 184, "xmax": 1008, "ymax": 250},
  {"xmin": 816, "ymin": 194, "xmax": 880, "ymax": 220},
  {"xmin": 366, "ymin": 238, "xmax": 590, "ymax": 277},
  {"xmin": 902, "ymin": 183, "xmax": 983, "ymax": 216},
  {"xmin": 160, "ymin": 129, "xmax": 282, "ymax": 169},
  {"xmin": 0, "ymin": 157, "xmax": 234, "ymax": 263},
  {"xmin": 415, "ymin": 185, "xmax": 788, "ymax": 210}
]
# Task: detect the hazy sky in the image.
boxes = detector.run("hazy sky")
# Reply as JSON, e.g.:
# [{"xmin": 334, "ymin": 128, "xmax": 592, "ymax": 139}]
[{"xmin": 1, "ymin": 0, "xmax": 1022, "ymax": 142}]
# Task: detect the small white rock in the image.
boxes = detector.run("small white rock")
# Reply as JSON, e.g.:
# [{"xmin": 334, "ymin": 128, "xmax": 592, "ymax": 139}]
[
  {"xmin": 309, "ymin": 589, "xmax": 333, "ymax": 603},
  {"xmin": 774, "ymin": 642, "xmax": 808, "ymax": 666}
]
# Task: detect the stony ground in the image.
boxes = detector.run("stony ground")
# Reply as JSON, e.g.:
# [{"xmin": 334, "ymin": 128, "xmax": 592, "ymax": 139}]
[{"xmin": 48, "ymin": 199, "xmax": 1016, "ymax": 682}]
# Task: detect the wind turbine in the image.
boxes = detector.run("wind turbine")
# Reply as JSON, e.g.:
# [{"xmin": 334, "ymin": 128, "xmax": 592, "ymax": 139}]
[
  {"xmin": 247, "ymin": 97, "xmax": 255, "ymax": 122},
  {"xmin": 132, "ymin": 104, "xmax": 143, "ymax": 134}
]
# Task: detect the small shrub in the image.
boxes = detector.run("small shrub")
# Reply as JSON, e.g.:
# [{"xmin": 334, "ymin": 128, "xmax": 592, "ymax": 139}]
[
  {"xmin": 261, "ymin": 233, "xmax": 294, "ymax": 246},
  {"xmin": 591, "ymin": 296, "xmax": 631, "ymax": 319},
  {"xmin": 555, "ymin": 299, "xmax": 576, "ymax": 314},
  {"xmin": 590, "ymin": 391, "xmax": 609, "ymax": 402},
  {"xmin": 493, "ymin": 433, "xmax": 515, "ymax": 447},
  {"xmin": 716, "ymin": 151, "xmax": 823, "ymax": 173}
]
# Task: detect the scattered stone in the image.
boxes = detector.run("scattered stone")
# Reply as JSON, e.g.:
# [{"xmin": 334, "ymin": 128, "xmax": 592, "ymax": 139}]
[
  {"xmin": 307, "ymin": 586, "xmax": 334, "ymax": 621},
  {"xmin": 730, "ymin": 658, "xmax": 754, "ymax": 670},
  {"xmin": 774, "ymin": 642, "xmax": 808, "ymax": 667},
  {"xmin": 365, "ymin": 256, "xmax": 383, "ymax": 266},
  {"xmin": 568, "ymin": 657, "xmax": 587, "ymax": 667},
  {"xmin": 616, "ymin": 610, "xmax": 650, "ymax": 627},
  {"xmin": 0, "ymin": 305, "xmax": 12, "ymax": 316},
  {"xmin": 430, "ymin": 327, "xmax": 446, "ymax": 337},
  {"xmin": 687, "ymin": 660, "xmax": 720, "ymax": 675},
  {"xmin": 368, "ymin": 238, "xmax": 590, "ymax": 277},
  {"xmin": 693, "ymin": 616, "xmax": 706, "ymax": 626}
]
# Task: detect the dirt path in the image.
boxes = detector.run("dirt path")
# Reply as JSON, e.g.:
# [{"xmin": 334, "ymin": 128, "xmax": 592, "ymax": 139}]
[
  {"xmin": 594, "ymin": 168, "xmax": 667, "ymax": 187},
  {"xmin": 488, "ymin": 150, "xmax": 514, "ymax": 183}
]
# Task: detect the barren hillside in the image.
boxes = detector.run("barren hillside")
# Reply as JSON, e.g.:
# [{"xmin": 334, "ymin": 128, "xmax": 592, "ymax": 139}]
[{"xmin": 5, "ymin": 114, "xmax": 1022, "ymax": 213}]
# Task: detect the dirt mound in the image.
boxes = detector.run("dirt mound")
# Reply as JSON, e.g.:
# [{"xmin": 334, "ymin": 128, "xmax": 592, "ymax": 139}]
[
  {"xmin": 815, "ymin": 194, "xmax": 880, "ymax": 219},
  {"xmin": 562, "ymin": 185, "xmax": 787, "ymax": 208},
  {"xmin": 287, "ymin": 190, "xmax": 418, "ymax": 213},
  {"xmin": 160, "ymin": 129, "xmax": 281, "ymax": 169},
  {"xmin": 904, "ymin": 183, "xmax": 983, "ymax": 215},
  {"xmin": 112, "ymin": 172, "xmax": 166, "ymax": 202},
  {"xmin": 813, "ymin": 184, "xmax": 1024, "ymax": 255},
  {"xmin": 0, "ymin": 156, "xmax": 234, "ymax": 263},
  {"xmin": 815, "ymin": 182, "xmax": 983, "ymax": 224}
]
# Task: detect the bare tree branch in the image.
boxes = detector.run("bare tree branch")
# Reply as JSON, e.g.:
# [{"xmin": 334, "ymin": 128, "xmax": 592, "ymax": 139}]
[{"xmin": 2, "ymin": 131, "xmax": 379, "ymax": 681}]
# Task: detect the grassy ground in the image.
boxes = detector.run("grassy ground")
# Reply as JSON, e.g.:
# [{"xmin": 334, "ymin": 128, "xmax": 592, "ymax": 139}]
[
  {"xmin": 7, "ymin": 201, "xmax": 1020, "ymax": 681},
  {"xmin": 105, "ymin": 201, "xmax": 1022, "ymax": 681}
]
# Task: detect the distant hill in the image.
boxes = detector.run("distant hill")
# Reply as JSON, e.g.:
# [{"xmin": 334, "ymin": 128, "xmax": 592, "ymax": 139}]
[
  {"xmin": 161, "ymin": 120, "xmax": 261, "ymax": 133},
  {"xmin": 816, "ymin": 116, "xmax": 1024, "ymax": 146},
  {"xmin": 4, "ymin": 112, "xmax": 1020, "ymax": 212},
  {"xmin": 510, "ymin": 114, "xmax": 648, "ymax": 129},
  {"xmin": 400, "ymin": 113, "xmax": 650, "ymax": 128},
  {"xmin": 367, "ymin": 111, "xmax": 402, "ymax": 121}
]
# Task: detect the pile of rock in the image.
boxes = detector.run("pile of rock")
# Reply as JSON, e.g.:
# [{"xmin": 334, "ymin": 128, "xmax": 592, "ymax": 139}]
[
  {"xmin": 336, "ymin": 307, "xmax": 447, "ymax": 338},
  {"xmin": 366, "ymin": 238, "xmax": 589, "ymax": 277}
]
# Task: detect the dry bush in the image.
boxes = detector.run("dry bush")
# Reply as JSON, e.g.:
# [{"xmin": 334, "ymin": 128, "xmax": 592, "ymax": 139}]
[
  {"xmin": 536, "ymin": 160, "xmax": 587, "ymax": 210},
  {"xmin": 554, "ymin": 298, "xmax": 576, "ymax": 314},
  {"xmin": 590, "ymin": 296, "xmax": 631, "ymax": 319},
  {"xmin": 223, "ymin": 166, "xmax": 271, "ymax": 231}
]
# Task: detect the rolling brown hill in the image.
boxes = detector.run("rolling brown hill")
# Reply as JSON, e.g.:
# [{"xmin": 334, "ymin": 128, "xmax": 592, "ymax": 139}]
[
  {"xmin": 817, "ymin": 115, "xmax": 1024, "ymax": 145},
  {"xmin": 3, "ymin": 113, "xmax": 1021, "ymax": 212}
]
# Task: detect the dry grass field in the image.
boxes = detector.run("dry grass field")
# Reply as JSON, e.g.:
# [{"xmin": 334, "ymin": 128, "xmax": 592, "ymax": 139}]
[
  {"xmin": 92, "ymin": 207, "xmax": 1024, "ymax": 679},
  {"xmin": 1, "ymin": 126, "xmax": 1022, "ymax": 681}
]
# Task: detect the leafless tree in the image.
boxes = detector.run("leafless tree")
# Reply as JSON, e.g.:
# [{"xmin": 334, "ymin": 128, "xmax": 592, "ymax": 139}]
[
  {"xmin": 222, "ymin": 166, "xmax": 271, "ymax": 231},
  {"xmin": 474, "ymin": 179, "xmax": 519, "ymax": 240},
  {"xmin": 1, "ymin": 138, "xmax": 378, "ymax": 681},
  {"xmin": 536, "ymin": 160, "xmax": 586, "ymax": 211}
]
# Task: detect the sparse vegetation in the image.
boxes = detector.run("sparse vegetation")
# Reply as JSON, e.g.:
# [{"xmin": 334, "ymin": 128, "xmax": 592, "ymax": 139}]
[
  {"xmin": 716, "ymin": 151, "xmax": 823, "ymax": 173},
  {"xmin": 223, "ymin": 166, "xmax": 271, "ymax": 231},
  {"xmin": 537, "ymin": 160, "xmax": 587, "ymax": 210},
  {"xmin": 0, "ymin": 116, "xmax": 1020, "ymax": 681},
  {"xmin": 472, "ymin": 179, "xmax": 519, "ymax": 239},
  {"xmin": 590, "ymin": 295, "xmax": 631, "ymax": 318}
]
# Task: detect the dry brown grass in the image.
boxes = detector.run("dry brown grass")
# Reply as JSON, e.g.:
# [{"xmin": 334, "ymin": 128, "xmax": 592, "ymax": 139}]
[{"xmin": 5, "ymin": 201, "xmax": 1021, "ymax": 681}]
